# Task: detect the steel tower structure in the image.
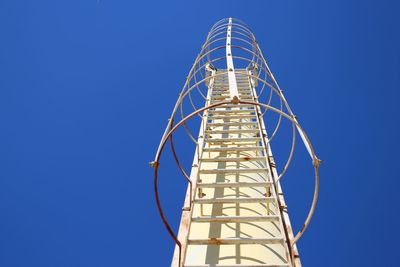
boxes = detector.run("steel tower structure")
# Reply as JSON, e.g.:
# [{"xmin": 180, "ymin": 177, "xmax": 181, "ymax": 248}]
[{"xmin": 151, "ymin": 18, "xmax": 321, "ymax": 267}]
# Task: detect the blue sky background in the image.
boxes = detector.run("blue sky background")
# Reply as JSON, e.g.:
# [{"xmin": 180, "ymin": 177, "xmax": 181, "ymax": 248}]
[{"xmin": 1, "ymin": 0, "xmax": 400, "ymax": 266}]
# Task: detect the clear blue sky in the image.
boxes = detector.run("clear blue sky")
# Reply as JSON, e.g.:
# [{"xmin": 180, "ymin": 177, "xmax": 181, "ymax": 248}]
[{"xmin": 1, "ymin": 1, "xmax": 399, "ymax": 266}]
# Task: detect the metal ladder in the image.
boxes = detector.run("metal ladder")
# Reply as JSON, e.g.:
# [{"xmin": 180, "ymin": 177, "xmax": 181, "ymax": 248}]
[{"xmin": 182, "ymin": 69, "xmax": 293, "ymax": 267}]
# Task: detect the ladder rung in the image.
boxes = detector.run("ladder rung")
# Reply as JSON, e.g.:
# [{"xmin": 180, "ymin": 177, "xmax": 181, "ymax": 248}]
[
  {"xmin": 191, "ymin": 215, "xmax": 280, "ymax": 222},
  {"xmin": 208, "ymin": 110, "xmax": 256, "ymax": 115},
  {"xmin": 212, "ymin": 90, "xmax": 251, "ymax": 93},
  {"xmin": 209, "ymin": 104, "xmax": 255, "ymax": 109},
  {"xmin": 211, "ymin": 93, "xmax": 252, "ymax": 97},
  {"xmin": 208, "ymin": 115, "xmax": 257, "ymax": 120},
  {"xmin": 201, "ymin": 156, "xmax": 266, "ymax": 162},
  {"xmin": 211, "ymin": 96, "xmax": 253, "ymax": 100},
  {"xmin": 211, "ymin": 92, "xmax": 252, "ymax": 96},
  {"xmin": 207, "ymin": 122, "xmax": 258, "ymax": 127},
  {"xmin": 193, "ymin": 197, "xmax": 275, "ymax": 204},
  {"xmin": 203, "ymin": 146, "xmax": 264, "ymax": 152},
  {"xmin": 205, "ymin": 129, "xmax": 259, "ymax": 134},
  {"xmin": 212, "ymin": 86, "xmax": 250, "ymax": 89},
  {"xmin": 197, "ymin": 181, "xmax": 271, "ymax": 188},
  {"xmin": 211, "ymin": 94, "xmax": 252, "ymax": 97},
  {"xmin": 188, "ymin": 237, "xmax": 283, "ymax": 245},
  {"xmin": 199, "ymin": 168, "xmax": 268, "ymax": 174},
  {"xmin": 185, "ymin": 264, "xmax": 290, "ymax": 267},
  {"xmin": 205, "ymin": 137, "xmax": 261, "ymax": 143},
  {"xmin": 212, "ymin": 85, "xmax": 250, "ymax": 88},
  {"xmin": 214, "ymin": 81, "xmax": 249, "ymax": 83},
  {"xmin": 210, "ymin": 99, "xmax": 253, "ymax": 104},
  {"xmin": 208, "ymin": 114, "xmax": 257, "ymax": 120},
  {"xmin": 212, "ymin": 87, "xmax": 250, "ymax": 89}
]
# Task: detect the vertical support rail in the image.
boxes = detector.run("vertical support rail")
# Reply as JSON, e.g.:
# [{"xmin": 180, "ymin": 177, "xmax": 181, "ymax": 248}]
[
  {"xmin": 226, "ymin": 18, "xmax": 239, "ymax": 103},
  {"xmin": 170, "ymin": 69, "xmax": 216, "ymax": 267},
  {"xmin": 247, "ymin": 69, "xmax": 300, "ymax": 266}
]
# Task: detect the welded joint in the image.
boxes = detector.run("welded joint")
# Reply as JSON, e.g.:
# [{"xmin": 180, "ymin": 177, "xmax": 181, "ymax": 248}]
[
  {"xmin": 149, "ymin": 161, "xmax": 159, "ymax": 169},
  {"xmin": 313, "ymin": 157, "xmax": 322, "ymax": 168},
  {"xmin": 231, "ymin": 96, "xmax": 239, "ymax": 104}
]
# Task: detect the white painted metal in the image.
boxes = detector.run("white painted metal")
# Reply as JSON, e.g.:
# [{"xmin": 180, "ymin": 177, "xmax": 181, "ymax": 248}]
[
  {"xmin": 203, "ymin": 147, "xmax": 264, "ymax": 152},
  {"xmin": 204, "ymin": 137, "xmax": 261, "ymax": 143},
  {"xmin": 198, "ymin": 168, "xmax": 269, "ymax": 174},
  {"xmin": 200, "ymin": 157, "xmax": 266, "ymax": 162},
  {"xmin": 188, "ymin": 237, "xmax": 284, "ymax": 245},
  {"xmin": 178, "ymin": 70, "xmax": 293, "ymax": 266},
  {"xmin": 152, "ymin": 18, "xmax": 320, "ymax": 267},
  {"xmin": 191, "ymin": 215, "xmax": 280, "ymax": 222},
  {"xmin": 185, "ymin": 264, "xmax": 290, "ymax": 267},
  {"xmin": 193, "ymin": 197, "xmax": 276, "ymax": 204},
  {"xmin": 196, "ymin": 181, "xmax": 271, "ymax": 188},
  {"xmin": 226, "ymin": 18, "xmax": 239, "ymax": 102}
]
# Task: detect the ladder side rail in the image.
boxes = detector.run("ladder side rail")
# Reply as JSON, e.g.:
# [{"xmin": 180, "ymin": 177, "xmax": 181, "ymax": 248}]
[
  {"xmin": 246, "ymin": 71, "xmax": 294, "ymax": 266},
  {"xmin": 171, "ymin": 70, "xmax": 217, "ymax": 267}
]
